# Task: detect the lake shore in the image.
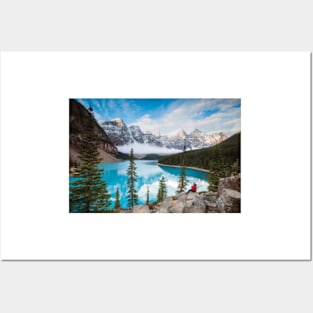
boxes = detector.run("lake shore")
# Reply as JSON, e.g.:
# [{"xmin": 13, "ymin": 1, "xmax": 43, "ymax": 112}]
[{"xmin": 157, "ymin": 163, "xmax": 210, "ymax": 173}]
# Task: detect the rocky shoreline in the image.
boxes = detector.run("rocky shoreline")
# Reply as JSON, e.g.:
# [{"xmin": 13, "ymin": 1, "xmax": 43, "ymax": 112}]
[{"xmin": 119, "ymin": 174, "xmax": 241, "ymax": 213}]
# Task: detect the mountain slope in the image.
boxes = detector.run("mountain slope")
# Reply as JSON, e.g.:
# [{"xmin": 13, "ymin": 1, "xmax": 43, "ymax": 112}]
[
  {"xmin": 70, "ymin": 99, "xmax": 119, "ymax": 167},
  {"xmin": 158, "ymin": 132, "xmax": 240, "ymax": 170}
]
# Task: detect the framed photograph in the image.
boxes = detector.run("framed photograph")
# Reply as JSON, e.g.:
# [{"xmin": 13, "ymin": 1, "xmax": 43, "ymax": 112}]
[
  {"xmin": 69, "ymin": 98, "xmax": 241, "ymax": 214},
  {"xmin": 1, "ymin": 52, "xmax": 310, "ymax": 260}
]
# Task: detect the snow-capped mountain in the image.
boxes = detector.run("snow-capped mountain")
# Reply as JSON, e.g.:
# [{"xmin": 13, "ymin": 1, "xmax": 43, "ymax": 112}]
[
  {"xmin": 188, "ymin": 129, "xmax": 228, "ymax": 148},
  {"xmin": 129, "ymin": 125, "xmax": 144, "ymax": 143},
  {"xmin": 164, "ymin": 128, "xmax": 190, "ymax": 150},
  {"xmin": 175, "ymin": 128, "xmax": 187, "ymax": 139},
  {"xmin": 99, "ymin": 118, "xmax": 228, "ymax": 154},
  {"xmin": 100, "ymin": 119, "xmax": 134, "ymax": 145}
]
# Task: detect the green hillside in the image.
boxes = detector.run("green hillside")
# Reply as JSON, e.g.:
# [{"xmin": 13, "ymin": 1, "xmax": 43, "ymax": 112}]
[{"xmin": 159, "ymin": 132, "xmax": 241, "ymax": 171}]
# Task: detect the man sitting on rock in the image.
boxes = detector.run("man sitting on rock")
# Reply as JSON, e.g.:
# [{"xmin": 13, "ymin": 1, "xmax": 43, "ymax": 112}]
[{"xmin": 186, "ymin": 183, "xmax": 197, "ymax": 194}]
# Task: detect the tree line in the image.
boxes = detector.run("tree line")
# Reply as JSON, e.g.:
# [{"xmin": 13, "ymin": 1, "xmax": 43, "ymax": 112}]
[{"xmin": 159, "ymin": 132, "xmax": 241, "ymax": 192}]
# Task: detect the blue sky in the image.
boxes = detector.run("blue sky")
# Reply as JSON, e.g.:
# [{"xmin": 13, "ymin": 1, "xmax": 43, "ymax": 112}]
[{"xmin": 76, "ymin": 98, "xmax": 241, "ymax": 136}]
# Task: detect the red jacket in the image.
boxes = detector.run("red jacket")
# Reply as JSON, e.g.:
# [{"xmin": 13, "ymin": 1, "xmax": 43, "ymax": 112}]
[{"xmin": 191, "ymin": 184, "xmax": 197, "ymax": 192}]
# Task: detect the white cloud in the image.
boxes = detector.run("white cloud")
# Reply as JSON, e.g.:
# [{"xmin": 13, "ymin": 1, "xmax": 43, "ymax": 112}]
[
  {"xmin": 130, "ymin": 100, "xmax": 240, "ymax": 136},
  {"xmin": 158, "ymin": 99, "xmax": 240, "ymax": 134}
]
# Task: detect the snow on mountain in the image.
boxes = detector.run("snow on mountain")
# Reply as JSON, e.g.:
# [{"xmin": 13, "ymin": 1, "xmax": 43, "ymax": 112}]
[
  {"xmin": 129, "ymin": 125, "xmax": 144, "ymax": 143},
  {"xmin": 100, "ymin": 119, "xmax": 133, "ymax": 145},
  {"xmin": 204, "ymin": 132, "xmax": 228, "ymax": 145},
  {"xmin": 99, "ymin": 118, "xmax": 228, "ymax": 155},
  {"xmin": 163, "ymin": 132, "xmax": 190, "ymax": 150},
  {"xmin": 153, "ymin": 130, "xmax": 161, "ymax": 137},
  {"xmin": 188, "ymin": 129, "xmax": 228, "ymax": 149},
  {"xmin": 175, "ymin": 128, "xmax": 187, "ymax": 139}
]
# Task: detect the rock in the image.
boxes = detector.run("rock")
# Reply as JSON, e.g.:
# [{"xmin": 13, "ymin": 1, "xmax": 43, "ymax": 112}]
[
  {"xmin": 183, "ymin": 193, "xmax": 206, "ymax": 213},
  {"xmin": 148, "ymin": 204, "xmax": 158, "ymax": 213},
  {"xmin": 137, "ymin": 178, "xmax": 240, "ymax": 213},
  {"xmin": 217, "ymin": 188, "xmax": 241, "ymax": 213},
  {"xmin": 202, "ymin": 191, "xmax": 218, "ymax": 202},
  {"xmin": 158, "ymin": 207, "xmax": 169, "ymax": 213},
  {"xmin": 168, "ymin": 200, "xmax": 185, "ymax": 213},
  {"xmin": 174, "ymin": 192, "xmax": 187, "ymax": 201},
  {"xmin": 217, "ymin": 174, "xmax": 240, "ymax": 197},
  {"xmin": 154, "ymin": 196, "xmax": 185, "ymax": 213},
  {"xmin": 205, "ymin": 202, "xmax": 220, "ymax": 212},
  {"xmin": 155, "ymin": 192, "xmax": 207, "ymax": 213},
  {"xmin": 133, "ymin": 205, "xmax": 151, "ymax": 213},
  {"xmin": 100, "ymin": 119, "xmax": 134, "ymax": 146},
  {"xmin": 154, "ymin": 198, "xmax": 171, "ymax": 213}
]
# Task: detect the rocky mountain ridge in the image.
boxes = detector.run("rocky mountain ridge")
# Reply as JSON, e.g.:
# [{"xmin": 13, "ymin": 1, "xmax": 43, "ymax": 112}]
[{"xmin": 100, "ymin": 118, "xmax": 228, "ymax": 151}]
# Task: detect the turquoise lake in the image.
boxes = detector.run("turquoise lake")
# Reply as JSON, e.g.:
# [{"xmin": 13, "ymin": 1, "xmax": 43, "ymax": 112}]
[{"xmin": 70, "ymin": 160, "xmax": 209, "ymax": 209}]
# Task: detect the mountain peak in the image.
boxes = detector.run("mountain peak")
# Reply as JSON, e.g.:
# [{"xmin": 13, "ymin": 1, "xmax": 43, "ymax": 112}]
[
  {"xmin": 110, "ymin": 118, "xmax": 125, "ymax": 127},
  {"xmin": 175, "ymin": 128, "xmax": 187, "ymax": 138}
]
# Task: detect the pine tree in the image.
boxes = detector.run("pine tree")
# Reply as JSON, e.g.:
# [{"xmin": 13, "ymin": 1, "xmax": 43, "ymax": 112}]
[
  {"xmin": 157, "ymin": 176, "xmax": 167, "ymax": 202},
  {"xmin": 208, "ymin": 145, "xmax": 222, "ymax": 192},
  {"xmin": 177, "ymin": 166, "xmax": 187, "ymax": 193},
  {"xmin": 146, "ymin": 185, "xmax": 150, "ymax": 205},
  {"xmin": 208, "ymin": 167, "xmax": 219, "ymax": 192},
  {"xmin": 127, "ymin": 148, "xmax": 138, "ymax": 209},
  {"xmin": 70, "ymin": 107, "xmax": 111, "ymax": 212},
  {"xmin": 114, "ymin": 187, "xmax": 121, "ymax": 209},
  {"xmin": 176, "ymin": 143, "xmax": 188, "ymax": 193}
]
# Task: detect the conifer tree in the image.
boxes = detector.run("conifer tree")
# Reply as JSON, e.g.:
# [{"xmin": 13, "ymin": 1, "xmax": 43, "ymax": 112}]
[
  {"xmin": 208, "ymin": 145, "xmax": 219, "ymax": 192},
  {"xmin": 207, "ymin": 144, "xmax": 221, "ymax": 192},
  {"xmin": 176, "ymin": 143, "xmax": 188, "ymax": 193},
  {"xmin": 70, "ymin": 107, "xmax": 111, "ymax": 212},
  {"xmin": 114, "ymin": 187, "xmax": 121, "ymax": 209},
  {"xmin": 127, "ymin": 148, "xmax": 138, "ymax": 209},
  {"xmin": 146, "ymin": 185, "xmax": 150, "ymax": 205},
  {"xmin": 157, "ymin": 176, "xmax": 167, "ymax": 202},
  {"xmin": 208, "ymin": 167, "xmax": 219, "ymax": 192}
]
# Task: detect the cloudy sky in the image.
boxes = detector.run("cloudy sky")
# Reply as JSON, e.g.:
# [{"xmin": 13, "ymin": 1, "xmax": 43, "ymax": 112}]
[{"xmin": 76, "ymin": 98, "xmax": 241, "ymax": 136}]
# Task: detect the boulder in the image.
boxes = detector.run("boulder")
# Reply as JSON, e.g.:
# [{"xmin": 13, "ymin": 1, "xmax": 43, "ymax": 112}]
[
  {"xmin": 155, "ymin": 197, "xmax": 185, "ymax": 213},
  {"xmin": 183, "ymin": 193, "xmax": 206, "ymax": 213},
  {"xmin": 155, "ymin": 198, "xmax": 172, "ymax": 213},
  {"xmin": 217, "ymin": 174, "xmax": 240, "ymax": 197},
  {"xmin": 206, "ymin": 202, "xmax": 221, "ymax": 213},
  {"xmin": 201, "ymin": 191, "xmax": 218, "ymax": 203},
  {"xmin": 155, "ymin": 192, "xmax": 209, "ymax": 213},
  {"xmin": 133, "ymin": 205, "xmax": 151, "ymax": 213},
  {"xmin": 168, "ymin": 200, "xmax": 185, "ymax": 213},
  {"xmin": 217, "ymin": 188, "xmax": 241, "ymax": 213},
  {"xmin": 173, "ymin": 192, "xmax": 187, "ymax": 201}
]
